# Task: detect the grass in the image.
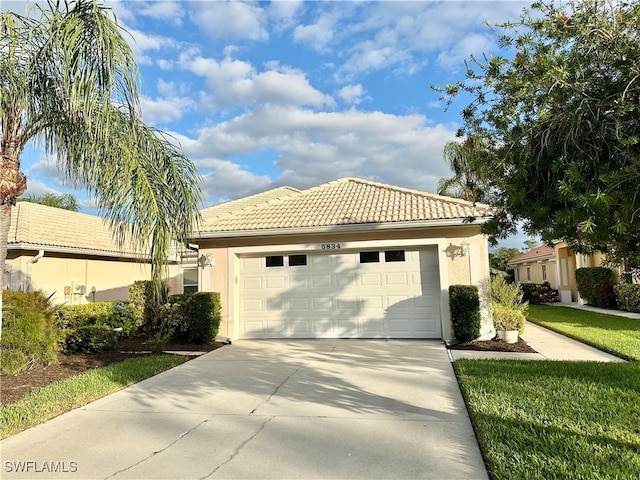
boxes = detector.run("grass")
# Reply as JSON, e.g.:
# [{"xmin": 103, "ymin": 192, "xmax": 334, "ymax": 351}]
[
  {"xmin": 0, "ymin": 354, "xmax": 187, "ymax": 439},
  {"xmin": 454, "ymin": 359, "xmax": 640, "ymax": 480},
  {"xmin": 527, "ymin": 304, "xmax": 640, "ymax": 361}
]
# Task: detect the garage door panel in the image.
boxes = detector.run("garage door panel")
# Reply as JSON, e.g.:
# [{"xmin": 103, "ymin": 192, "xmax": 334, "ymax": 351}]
[{"xmin": 238, "ymin": 247, "xmax": 441, "ymax": 339}]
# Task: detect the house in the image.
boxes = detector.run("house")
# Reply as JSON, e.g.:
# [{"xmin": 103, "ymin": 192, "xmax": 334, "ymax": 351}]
[
  {"xmin": 4, "ymin": 202, "xmax": 181, "ymax": 305},
  {"xmin": 508, "ymin": 242, "xmax": 618, "ymax": 303},
  {"xmin": 507, "ymin": 245, "xmax": 557, "ymax": 288},
  {"xmin": 190, "ymin": 177, "xmax": 494, "ymax": 342}
]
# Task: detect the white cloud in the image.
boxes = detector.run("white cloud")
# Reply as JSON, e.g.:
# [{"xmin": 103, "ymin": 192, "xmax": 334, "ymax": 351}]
[
  {"xmin": 197, "ymin": 159, "xmax": 273, "ymax": 202},
  {"xmin": 293, "ymin": 13, "xmax": 337, "ymax": 52},
  {"xmin": 337, "ymin": 84, "xmax": 365, "ymax": 104},
  {"xmin": 140, "ymin": 94, "xmax": 193, "ymax": 125},
  {"xmin": 138, "ymin": 1, "xmax": 185, "ymax": 25},
  {"xmin": 181, "ymin": 54, "xmax": 334, "ymax": 110},
  {"xmin": 174, "ymin": 105, "xmax": 457, "ymax": 200},
  {"xmin": 189, "ymin": 1, "xmax": 268, "ymax": 42}
]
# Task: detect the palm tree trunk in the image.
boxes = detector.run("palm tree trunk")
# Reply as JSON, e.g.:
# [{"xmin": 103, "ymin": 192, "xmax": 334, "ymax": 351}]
[{"xmin": 1, "ymin": 143, "xmax": 27, "ymax": 337}]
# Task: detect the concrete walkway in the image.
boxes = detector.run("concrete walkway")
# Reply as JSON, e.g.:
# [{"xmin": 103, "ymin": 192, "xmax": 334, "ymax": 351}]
[
  {"xmin": 449, "ymin": 305, "xmax": 629, "ymax": 362},
  {"xmin": 1, "ymin": 340, "xmax": 488, "ymax": 480},
  {"xmin": 550, "ymin": 301, "xmax": 640, "ymax": 319}
]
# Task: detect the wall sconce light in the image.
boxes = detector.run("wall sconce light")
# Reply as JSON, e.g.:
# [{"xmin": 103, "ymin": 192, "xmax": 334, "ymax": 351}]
[
  {"xmin": 202, "ymin": 254, "xmax": 215, "ymax": 268},
  {"xmin": 461, "ymin": 239, "xmax": 469, "ymax": 257}
]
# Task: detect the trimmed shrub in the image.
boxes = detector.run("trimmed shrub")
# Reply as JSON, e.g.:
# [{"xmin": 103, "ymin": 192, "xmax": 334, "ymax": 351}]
[
  {"xmin": 188, "ymin": 292, "xmax": 221, "ymax": 344},
  {"xmin": 449, "ymin": 285, "xmax": 481, "ymax": 342},
  {"xmin": 56, "ymin": 302, "xmax": 137, "ymax": 334},
  {"xmin": 614, "ymin": 284, "xmax": 640, "ymax": 313},
  {"xmin": 1, "ymin": 290, "xmax": 58, "ymax": 375},
  {"xmin": 575, "ymin": 267, "xmax": 617, "ymax": 308},
  {"xmin": 128, "ymin": 280, "xmax": 169, "ymax": 331},
  {"xmin": 159, "ymin": 292, "xmax": 222, "ymax": 344},
  {"xmin": 63, "ymin": 325, "xmax": 119, "ymax": 353}
]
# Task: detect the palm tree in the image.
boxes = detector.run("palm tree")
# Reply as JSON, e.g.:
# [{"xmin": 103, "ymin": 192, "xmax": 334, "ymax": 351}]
[
  {"xmin": 437, "ymin": 136, "xmax": 490, "ymax": 203},
  {"xmin": 1, "ymin": 1, "xmax": 202, "ymax": 330},
  {"xmin": 19, "ymin": 192, "xmax": 80, "ymax": 211}
]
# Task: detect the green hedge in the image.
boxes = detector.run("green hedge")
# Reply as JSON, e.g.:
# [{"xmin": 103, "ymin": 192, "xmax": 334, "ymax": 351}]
[
  {"xmin": 614, "ymin": 284, "xmax": 640, "ymax": 313},
  {"xmin": 1, "ymin": 290, "xmax": 58, "ymax": 375},
  {"xmin": 575, "ymin": 267, "xmax": 617, "ymax": 308},
  {"xmin": 56, "ymin": 302, "xmax": 137, "ymax": 334},
  {"xmin": 449, "ymin": 285, "xmax": 481, "ymax": 342},
  {"xmin": 161, "ymin": 292, "xmax": 221, "ymax": 344},
  {"xmin": 63, "ymin": 325, "xmax": 119, "ymax": 353},
  {"xmin": 128, "ymin": 280, "xmax": 169, "ymax": 331}
]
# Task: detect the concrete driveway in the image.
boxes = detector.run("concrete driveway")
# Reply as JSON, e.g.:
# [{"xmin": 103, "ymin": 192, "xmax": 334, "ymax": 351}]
[{"xmin": 1, "ymin": 340, "xmax": 488, "ymax": 480}]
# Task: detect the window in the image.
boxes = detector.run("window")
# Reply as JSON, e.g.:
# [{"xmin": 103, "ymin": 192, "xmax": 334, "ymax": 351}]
[
  {"xmin": 182, "ymin": 267, "xmax": 198, "ymax": 294},
  {"xmin": 542, "ymin": 264, "xmax": 547, "ymax": 281},
  {"xmin": 385, "ymin": 250, "xmax": 405, "ymax": 262},
  {"xmin": 359, "ymin": 251, "xmax": 380, "ymax": 263},
  {"xmin": 289, "ymin": 254, "xmax": 307, "ymax": 266},
  {"xmin": 266, "ymin": 256, "xmax": 284, "ymax": 267},
  {"xmin": 526, "ymin": 267, "xmax": 531, "ymax": 281}
]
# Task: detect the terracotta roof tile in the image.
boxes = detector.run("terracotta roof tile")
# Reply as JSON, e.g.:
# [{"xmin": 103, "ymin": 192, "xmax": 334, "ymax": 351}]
[
  {"xmin": 9, "ymin": 202, "xmax": 139, "ymax": 255},
  {"xmin": 201, "ymin": 177, "xmax": 494, "ymax": 232},
  {"xmin": 507, "ymin": 245, "xmax": 555, "ymax": 265}
]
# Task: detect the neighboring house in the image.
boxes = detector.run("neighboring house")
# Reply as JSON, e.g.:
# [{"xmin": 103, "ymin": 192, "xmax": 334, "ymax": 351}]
[
  {"xmin": 507, "ymin": 245, "xmax": 557, "ymax": 289},
  {"xmin": 508, "ymin": 242, "xmax": 618, "ymax": 303},
  {"xmin": 190, "ymin": 177, "xmax": 494, "ymax": 342},
  {"xmin": 5, "ymin": 202, "xmax": 181, "ymax": 305}
]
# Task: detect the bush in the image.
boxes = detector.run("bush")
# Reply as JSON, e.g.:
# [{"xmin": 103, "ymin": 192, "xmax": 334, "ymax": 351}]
[
  {"xmin": 128, "ymin": 280, "xmax": 169, "ymax": 331},
  {"xmin": 521, "ymin": 282, "xmax": 560, "ymax": 304},
  {"xmin": 1, "ymin": 290, "xmax": 58, "ymax": 375},
  {"xmin": 158, "ymin": 292, "xmax": 222, "ymax": 345},
  {"xmin": 492, "ymin": 303, "xmax": 526, "ymax": 334},
  {"xmin": 576, "ymin": 267, "xmax": 617, "ymax": 308},
  {"xmin": 63, "ymin": 325, "xmax": 119, "ymax": 353},
  {"xmin": 56, "ymin": 302, "xmax": 137, "ymax": 334},
  {"xmin": 449, "ymin": 285, "xmax": 481, "ymax": 342},
  {"xmin": 614, "ymin": 284, "xmax": 640, "ymax": 313}
]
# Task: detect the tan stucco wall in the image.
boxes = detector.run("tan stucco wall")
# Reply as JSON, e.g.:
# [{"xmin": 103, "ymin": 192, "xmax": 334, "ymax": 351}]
[
  {"xmin": 195, "ymin": 224, "xmax": 490, "ymax": 340},
  {"xmin": 6, "ymin": 251, "xmax": 180, "ymax": 306},
  {"xmin": 513, "ymin": 258, "xmax": 557, "ymax": 289}
]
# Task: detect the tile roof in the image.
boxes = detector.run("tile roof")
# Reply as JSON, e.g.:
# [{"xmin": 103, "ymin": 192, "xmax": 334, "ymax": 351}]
[
  {"xmin": 507, "ymin": 245, "xmax": 555, "ymax": 265},
  {"xmin": 8, "ymin": 202, "xmax": 140, "ymax": 256},
  {"xmin": 200, "ymin": 186, "xmax": 300, "ymax": 223},
  {"xmin": 200, "ymin": 177, "xmax": 494, "ymax": 233}
]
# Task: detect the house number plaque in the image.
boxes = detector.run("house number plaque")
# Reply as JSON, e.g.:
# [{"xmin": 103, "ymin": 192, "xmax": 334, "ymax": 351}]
[{"xmin": 321, "ymin": 243, "xmax": 341, "ymax": 250}]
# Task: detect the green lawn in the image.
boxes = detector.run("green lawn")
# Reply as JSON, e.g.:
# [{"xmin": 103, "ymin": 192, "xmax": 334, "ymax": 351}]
[
  {"xmin": 527, "ymin": 304, "xmax": 640, "ymax": 360},
  {"xmin": 454, "ymin": 360, "xmax": 640, "ymax": 480},
  {"xmin": 0, "ymin": 354, "xmax": 187, "ymax": 439}
]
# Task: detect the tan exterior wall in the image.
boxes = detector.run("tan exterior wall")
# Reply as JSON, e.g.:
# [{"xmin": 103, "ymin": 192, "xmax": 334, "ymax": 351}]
[
  {"xmin": 512, "ymin": 258, "xmax": 557, "ymax": 289},
  {"xmin": 6, "ymin": 250, "xmax": 180, "ymax": 306},
  {"xmin": 196, "ymin": 224, "xmax": 490, "ymax": 340}
]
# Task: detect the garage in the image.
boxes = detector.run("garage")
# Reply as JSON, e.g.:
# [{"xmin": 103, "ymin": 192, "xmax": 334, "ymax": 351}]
[{"xmin": 238, "ymin": 246, "xmax": 441, "ymax": 339}]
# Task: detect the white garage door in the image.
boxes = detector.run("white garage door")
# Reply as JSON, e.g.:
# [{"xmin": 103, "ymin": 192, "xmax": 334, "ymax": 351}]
[{"xmin": 238, "ymin": 247, "xmax": 441, "ymax": 339}]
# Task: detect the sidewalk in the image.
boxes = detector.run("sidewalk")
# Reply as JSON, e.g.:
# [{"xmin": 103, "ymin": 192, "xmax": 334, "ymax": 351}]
[
  {"xmin": 449, "ymin": 319, "xmax": 626, "ymax": 362},
  {"xmin": 549, "ymin": 301, "xmax": 640, "ymax": 320}
]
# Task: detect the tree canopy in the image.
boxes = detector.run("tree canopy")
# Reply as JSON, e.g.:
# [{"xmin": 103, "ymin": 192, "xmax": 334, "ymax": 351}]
[
  {"xmin": 435, "ymin": 0, "xmax": 640, "ymax": 269},
  {"xmin": 1, "ymin": 1, "xmax": 202, "ymax": 319}
]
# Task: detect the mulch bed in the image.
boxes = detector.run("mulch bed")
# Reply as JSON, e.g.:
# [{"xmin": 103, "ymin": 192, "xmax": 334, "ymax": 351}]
[
  {"xmin": 0, "ymin": 336, "xmax": 224, "ymax": 406},
  {"xmin": 448, "ymin": 337, "xmax": 538, "ymax": 353}
]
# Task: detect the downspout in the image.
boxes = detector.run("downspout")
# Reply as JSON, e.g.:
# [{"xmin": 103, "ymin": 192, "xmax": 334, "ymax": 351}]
[{"xmin": 26, "ymin": 250, "xmax": 45, "ymax": 292}]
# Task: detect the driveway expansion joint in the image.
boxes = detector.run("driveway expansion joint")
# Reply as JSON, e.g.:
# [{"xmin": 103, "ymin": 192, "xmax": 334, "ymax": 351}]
[{"xmin": 249, "ymin": 362, "xmax": 309, "ymax": 415}]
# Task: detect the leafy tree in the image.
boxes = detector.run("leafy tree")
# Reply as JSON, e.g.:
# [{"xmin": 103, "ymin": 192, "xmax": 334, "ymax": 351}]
[
  {"xmin": 437, "ymin": 135, "xmax": 493, "ymax": 204},
  {"xmin": 489, "ymin": 247, "xmax": 521, "ymax": 272},
  {"xmin": 0, "ymin": 1, "xmax": 202, "ymax": 333},
  {"xmin": 19, "ymin": 192, "xmax": 80, "ymax": 211},
  {"xmin": 523, "ymin": 238, "xmax": 539, "ymax": 251},
  {"xmin": 435, "ymin": 0, "xmax": 640, "ymax": 268}
]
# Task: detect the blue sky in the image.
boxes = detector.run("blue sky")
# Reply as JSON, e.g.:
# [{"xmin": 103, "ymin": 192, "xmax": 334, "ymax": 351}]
[{"xmin": 8, "ymin": 0, "xmax": 535, "ymax": 249}]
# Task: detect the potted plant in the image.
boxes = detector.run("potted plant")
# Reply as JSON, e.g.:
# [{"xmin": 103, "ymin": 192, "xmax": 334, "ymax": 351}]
[{"xmin": 484, "ymin": 275, "xmax": 528, "ymax": 343}]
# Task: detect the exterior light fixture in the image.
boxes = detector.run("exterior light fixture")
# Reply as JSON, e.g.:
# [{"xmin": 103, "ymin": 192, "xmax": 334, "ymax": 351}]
[{"xmin": 461, "ymin": 239, "xmax": 469, "ymax": 257}]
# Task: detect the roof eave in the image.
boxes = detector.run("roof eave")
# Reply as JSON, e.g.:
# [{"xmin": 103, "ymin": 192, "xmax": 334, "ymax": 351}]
[
  {"xmin": 7, "ymin": 242, "xmax": 180, "ymax": 262},
  {"xmin": 192, "ymin": 216, "xmax": 493, "ymax": 240}
]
